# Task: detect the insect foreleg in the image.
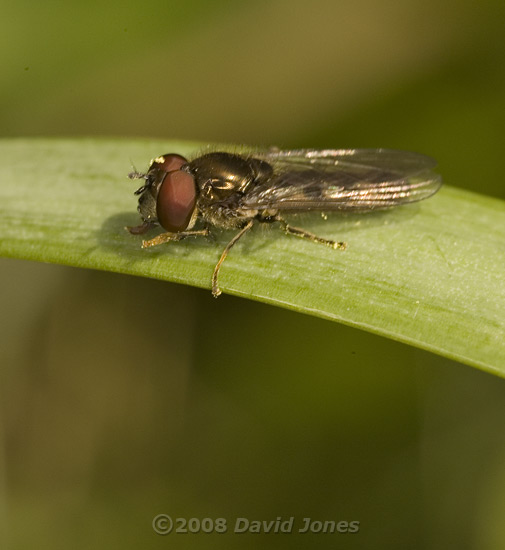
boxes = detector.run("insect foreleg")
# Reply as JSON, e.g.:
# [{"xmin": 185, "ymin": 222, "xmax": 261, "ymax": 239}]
[{"xmin": 142, "ymin": 228, "xmax": 210, "ymax": 248}]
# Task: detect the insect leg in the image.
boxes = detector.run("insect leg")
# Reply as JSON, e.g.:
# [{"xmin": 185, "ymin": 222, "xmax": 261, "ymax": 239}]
[
  {"xmin": 275, "ymin": 215, "xmax": 346, "ymax": 250},
  {"xmin": 141, "ymin": 228, "xmax": 210, "ymax": 248},
  {"xmin": 212, "ymin": 220, "xmax": 254, "ymax": 298}
]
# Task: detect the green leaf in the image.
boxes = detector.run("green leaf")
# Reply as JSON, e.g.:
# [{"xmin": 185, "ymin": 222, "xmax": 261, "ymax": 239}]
[{"xmin": 1, "ymin": 138, "xmax": 504, "ymax": 375}]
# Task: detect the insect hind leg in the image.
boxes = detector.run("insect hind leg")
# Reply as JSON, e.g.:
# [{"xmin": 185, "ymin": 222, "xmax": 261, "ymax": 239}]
[{"xmin": 275, "ymin": 215, "xmax": 346, "ymax": 250}]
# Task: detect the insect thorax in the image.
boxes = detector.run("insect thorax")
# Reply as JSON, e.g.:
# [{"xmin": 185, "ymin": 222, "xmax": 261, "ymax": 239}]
[{"xmin": 198, "ymin": 200, "xmax": 259, "ymax": 229}]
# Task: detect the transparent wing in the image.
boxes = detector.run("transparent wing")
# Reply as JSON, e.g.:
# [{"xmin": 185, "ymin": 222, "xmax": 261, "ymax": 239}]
[{"xmin": 243, "ymin": 149, "xmax": 442, "ymax": 211}]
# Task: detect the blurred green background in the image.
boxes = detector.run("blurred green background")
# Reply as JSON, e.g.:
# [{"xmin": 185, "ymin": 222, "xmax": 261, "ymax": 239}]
[{"xmin": 2, "ymin": 1, "xmax": 505, "ymax": 548}]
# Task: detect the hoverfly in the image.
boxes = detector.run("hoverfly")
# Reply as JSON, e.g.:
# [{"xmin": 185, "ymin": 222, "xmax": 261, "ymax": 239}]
[{"xmin": 127, "ymin": 148, "xmax": 442, "ymax": 297}]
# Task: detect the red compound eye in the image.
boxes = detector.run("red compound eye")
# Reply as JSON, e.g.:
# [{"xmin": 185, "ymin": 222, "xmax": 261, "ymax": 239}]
[
  {"xmin": 151, "ymin": 153, "xmax": 188, "ymax": 172},
  {"xmin": 156, "ymin": 169, "xmax": 197, "ymax": 232}
]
